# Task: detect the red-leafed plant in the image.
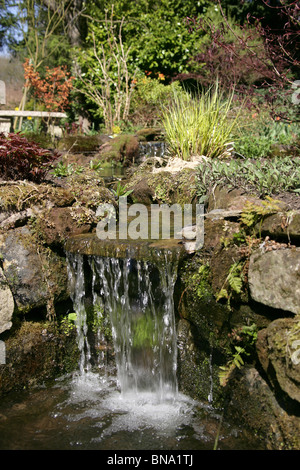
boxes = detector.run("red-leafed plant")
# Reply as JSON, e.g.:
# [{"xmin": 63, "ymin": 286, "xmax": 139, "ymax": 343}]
[
  {"xmin": 23, "ymin": 58, "xmax": 74, "ymax": 112},
  {"xmin": 0, "ymin": 133, "xmax": 59, "ymax": 182}
]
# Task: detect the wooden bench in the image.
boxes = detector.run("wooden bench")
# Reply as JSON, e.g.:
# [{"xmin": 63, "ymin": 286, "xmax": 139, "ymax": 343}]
[{"xmin": 0, "ymin": 110, "xmax": 67, "ymax": 135}]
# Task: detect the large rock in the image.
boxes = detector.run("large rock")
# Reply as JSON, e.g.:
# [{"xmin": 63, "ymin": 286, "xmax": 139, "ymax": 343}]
[
  {"xmin": 248, "ymin": 247, "xmax": 300, "ymax": 314},
  {"xmin": 0, "ymin": 226, "xmax": 68, "ymax": 314},
  {"xmin": 256, "ymin": 317, "xmax": 300, "ymax": 403},
  {"xmin": 0, "ymin": 267, "xmax": 14, "ymax": 333},
  {"xmin": 35, "ymin": 207, "xmax": 92, "ymax": 247},
  {"xmin": 224, "ymin": 366, "xmax": 300, "ymax": 450},
  {"xmin": 259, "ymin": 211, "xmax": 300, "ymax": 242}
]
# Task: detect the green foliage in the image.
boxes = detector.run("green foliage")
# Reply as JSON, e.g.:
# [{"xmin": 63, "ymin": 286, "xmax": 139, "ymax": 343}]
[
  {"xmin": 216, "ymin": 260, "xmax": 245, "ymax": 309},
  {"xmin": 240, "ymin": 196, "xmax": 283, "ymax": 233},
  {"xmin": 161, "ymin": 82, "xmax": 239, "ymax": 160},
  {"xmin": 197, "ymin": 156, "xmax": 300, "ymax": 202},
  {"xmin": 86, "ymin": 0, "xmax": 209, "ymax": 78},
  {"xmin": 190, "ymin": 264, "xmax": 213, "ymax": 301},
  {"xmin": 129, "ymin": 75, "xmax": 185, "ymax": 126},
  {"xmin": 50, "ymin": 162, "xmax": 84, "ymax": 178},
  {"xmin": 111, "ymin": 181, "xmax": 133, "ymax": 199},
  {"xmin": 60, "ymin": 312, "xmax": 77, "ymax": 336},
  {"xmin": 219, "ymin": 323, "xmax": 258, "ymax": 387},
  {"xmin": 234, "ymin": 121, "xmax": 300, "ymax": 159},
  {"xmin": 180, "ymin": 257, "xmax": 214, "ymax": 306}
]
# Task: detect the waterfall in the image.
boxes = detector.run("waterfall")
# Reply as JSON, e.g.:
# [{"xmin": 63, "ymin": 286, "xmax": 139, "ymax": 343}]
[
  {"xmin": 138, "ymin": 141, "xmax": 166, "ymax": 162},
  {"xmin": 67, "ymin": 249, "xmax": 179, "ymax": 402}
]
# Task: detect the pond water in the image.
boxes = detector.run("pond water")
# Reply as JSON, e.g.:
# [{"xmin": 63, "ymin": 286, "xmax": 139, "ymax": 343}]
[{"xmin": 0, "ymin": 370, "xmax": 265, "ymax": 451}]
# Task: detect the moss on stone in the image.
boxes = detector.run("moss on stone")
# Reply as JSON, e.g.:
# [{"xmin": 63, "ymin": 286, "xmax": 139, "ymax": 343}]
[{"xmin": 0, "ymin": 320, "xmax": 79, "ymax": 396}]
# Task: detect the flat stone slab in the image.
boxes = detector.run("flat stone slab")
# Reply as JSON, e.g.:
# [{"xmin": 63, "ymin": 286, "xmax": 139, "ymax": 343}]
[{"xmin": 65, "ymin": 233, "xmax": 186, "ymax": 263}]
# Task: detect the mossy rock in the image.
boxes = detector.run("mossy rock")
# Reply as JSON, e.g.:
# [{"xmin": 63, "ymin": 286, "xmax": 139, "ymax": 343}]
[
  {"xmin": 57, "ymin": 135, "xmax": 107, "ymax": 152},
  {"xmin": 256, "ymin": 316, "xmax": 300, "ymax": 403},
  {"xmin": 127, "ymin": 167, "xmax": 198, "ymax": 206},
  {"xmin": 0, "ymin": 226, "xmax": 69, "ymax": 315},
  {"xmin": 0, "ymin": 182, "xmax": 75, "ymax": 213},
  {"xmin": 135, "ymin": 127, "xmax": 164, "ymax": 142},
  {"xmin": 0, "ymin": 320, "xmax": 79, "ymax": 396},
  {"xmin": 99, "ymin": 134, "xmax": 140, "ymax": 166},
  {"xmin": 20, "ymin": 132, "xmax": 54, "ymax": 149}
]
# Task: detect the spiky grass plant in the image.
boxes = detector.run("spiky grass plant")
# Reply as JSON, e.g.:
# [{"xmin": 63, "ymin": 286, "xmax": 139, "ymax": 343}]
[{"xmin": 161, "ymin": 83, "xmax": 240, "ymax": 160}]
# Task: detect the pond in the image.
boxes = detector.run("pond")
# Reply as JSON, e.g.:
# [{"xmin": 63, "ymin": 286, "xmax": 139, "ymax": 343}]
[{"xmin": 0, "ymin": 369, "xmax": 265, "ymax": 451}]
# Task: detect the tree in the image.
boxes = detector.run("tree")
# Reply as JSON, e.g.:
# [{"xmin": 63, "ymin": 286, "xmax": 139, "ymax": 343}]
[
  {"xmin": 177, "ymin": 0, "xmax": 299, "ymax": 120},
  {"xmin": 83, "ymin": 0, "xmax": 211, "ymax": 80},
  {"xmin": 76, "ymin": 7, "xmax": 136, "ymax": 133}
]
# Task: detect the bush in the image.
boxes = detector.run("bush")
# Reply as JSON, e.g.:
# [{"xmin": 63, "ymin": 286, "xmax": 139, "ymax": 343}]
[
  {"xmin": 161, "ymin": 83, "xmax": 239, "ymax": 160},
  {"xmin": 0, "ymin": 133, "xmax": 59, "ymax": 182}
]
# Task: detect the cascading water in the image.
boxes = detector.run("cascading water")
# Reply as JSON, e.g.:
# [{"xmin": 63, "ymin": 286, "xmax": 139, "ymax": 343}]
[
  {"xmin": 67, "ymin": 249, "xmax": 179, "ymax": 403},
  {"xmin": 0, "ymin": 241, "xmax": 266, "ymax": 450},
  {"xmin": 138, "ymin": 141, "xmax": 166, "ymax": 162}
]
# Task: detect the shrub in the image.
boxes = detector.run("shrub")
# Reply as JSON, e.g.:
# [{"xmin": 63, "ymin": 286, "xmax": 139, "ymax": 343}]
[
  {"xmin": 161, "ymin": 83, "xmax": 239, "ymax": 160},
  {"xmin": 0, "ymin": 132, "xmax": 59, "ymax": 182}
]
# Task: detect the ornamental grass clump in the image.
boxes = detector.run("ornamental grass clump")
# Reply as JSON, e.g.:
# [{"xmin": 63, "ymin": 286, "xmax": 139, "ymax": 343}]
[
  {"xmin": 161, "ymin": 83, "xmax": 239, "ymax": 160},
  {"xmin": 0, "ymin": 132, "xmax": 59, "ymax": 183}
]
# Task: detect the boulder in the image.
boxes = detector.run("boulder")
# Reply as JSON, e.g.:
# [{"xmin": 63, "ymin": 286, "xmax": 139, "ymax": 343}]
[
  {"xmin": 224, "ymin": 366, "xmax": 300, "ymax": 450},
  {"xmin": 256, "ymin": 317, "xmax": 300, "ymax": 403},
  {"xmin": 248, "ymin": 247, "xmax": 300, "ymax": 314},
  {"xmin": 207, "ymin": 186, "xmax": 262, "ymax": 212},
  {"xmin": 0, "ymin": 267, "xmax": 14, "ymax": 333},
  {"xmin": 0, "ymin": 226, "xmax": 68, "ymax": 314},
  {"xmin": 258, "ymin": 211, "xmax": 300, "ymax": 242},
  {"xmin": 35, "ymin": 207, "xmax": 92, "ymax": 247}
]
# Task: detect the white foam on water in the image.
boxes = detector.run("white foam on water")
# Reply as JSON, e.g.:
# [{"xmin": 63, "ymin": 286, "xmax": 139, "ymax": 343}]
[{"xmin": 98, "ymin": 388, "xmax": 196, "ymax": 438}]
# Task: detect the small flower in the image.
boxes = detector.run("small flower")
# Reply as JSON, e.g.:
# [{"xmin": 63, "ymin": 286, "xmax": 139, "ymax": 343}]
[
  {"xmin": 27, "ymin": 116, "xmax": 32, "ymax": 120},
  {"xmin": 15, "ymin": 107, "xmax": 19, "ymax": 111}
]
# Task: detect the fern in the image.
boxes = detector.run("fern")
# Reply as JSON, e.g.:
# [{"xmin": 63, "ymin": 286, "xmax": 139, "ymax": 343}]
[
  {"xmin": 219, "ymin": 346, "xmax": 246, "ymax": 387},
  {"xmin": 240, "ymin": 196, "xmax": 282, "ymax": 232},
  {"xmin": 216, "ymin": 260, "xmax": 245, "ymax": 309}
]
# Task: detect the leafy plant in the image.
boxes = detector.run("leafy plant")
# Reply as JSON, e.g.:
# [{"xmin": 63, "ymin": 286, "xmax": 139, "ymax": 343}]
[
  {"xmin": 161, "ymin": 82, "xmax": 240, "ymax": 160},
  {"xmin": 23, "ymin": 58, "xmax": 74, "ymax": 112},
  {"xmin": 60, "ymin": 312, "xmax": 77, "ymax": 336},
  {"xmin": 50, "ymin": 161, "xmax": 84, "ymax": 177},
  {"xmin": 89, "ymin": 159, "xmax": 103, "ymax": 171},
  {"xmin": 196, "ymin": 156, "xmax": 300, "ymax": 201},
  {"xmin": 76, "ymin": 6, "xmax": 136, "ymax": 133},
  {"xmin": 240, "ymin": 196, "xmax": 283, "ymax": 234},
  {"xmin": 216, "ymin": 260, "xmax": 246, "ymax": 310},
  {"xmin": 0, "ymin": 132, "xmax": 59, "ymax": 182},
  {"xmin": 234, "ymin": 121, "xmax": 299, "ymax": 159},
  {"xmin": 219, "ymin": 323, "xmax": 258, "ymax": 387},
  {"xmin": 111, "ymin": 181, "xmax": 133, "ymax": 199}
]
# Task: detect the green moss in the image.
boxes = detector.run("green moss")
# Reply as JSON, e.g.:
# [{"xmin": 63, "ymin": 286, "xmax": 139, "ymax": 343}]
[
  {"xmin": 100, "ymin": 134, "xmax": 140, "ymax": 166},
  {"xmin": 57, "ymin": 135, "xmax": 103, "ymax": 152},
  {"xmin": 181, "ymin": 257, "xmax": 214, "ymax": 303}
]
